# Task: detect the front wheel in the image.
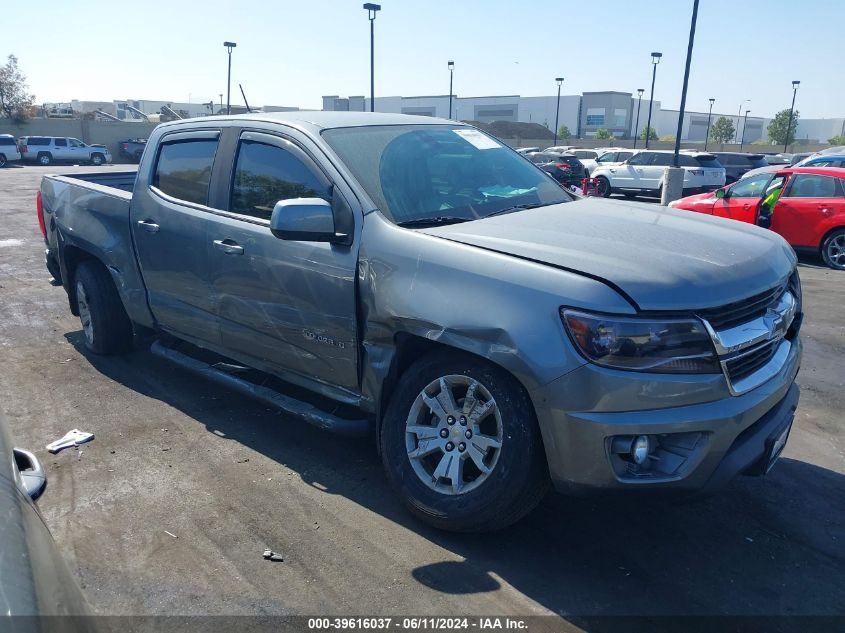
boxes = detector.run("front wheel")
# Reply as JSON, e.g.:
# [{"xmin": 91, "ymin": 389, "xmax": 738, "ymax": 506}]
[
  {"xmin": 90, "ymin": 153, "xmax": 105, "ymax": 166},
  {"xmin": 821, "ymin": 229, "xmax": 845, "ymax": 270},
  {"xmin": 380, "ymin": 351, "xmax": 549, "ymax": 532},
  {"xmin": 0, "ymin": 154, "xmax": 7, "ymax": 168},
  {"xmin": 595, "ymin": 176, "xmax": 612, "ymax": 197}
]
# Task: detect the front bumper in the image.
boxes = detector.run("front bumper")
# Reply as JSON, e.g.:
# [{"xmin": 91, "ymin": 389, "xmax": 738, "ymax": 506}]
[{"xmin": 531, "ymin": 335, "xmax": 801, "ymax": 493}]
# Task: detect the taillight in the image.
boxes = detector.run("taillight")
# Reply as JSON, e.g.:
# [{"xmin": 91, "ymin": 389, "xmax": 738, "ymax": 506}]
[
  {"xmin": 121, "ymin": 143, "xmax": 128, "ymax": 150},
  {"xmin": 555, "ymin": 163, "xmax": 571, "ymax": 170},
  {"xmin": 36, "ymin": 191, "xmax": 46, "ymax": 238},
  {"xmin": 20, "ymin": 144, "xmax": 28, "ymax": 153}
]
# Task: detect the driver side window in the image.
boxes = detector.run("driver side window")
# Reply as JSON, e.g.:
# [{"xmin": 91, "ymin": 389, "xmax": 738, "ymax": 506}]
[
  {"xmin": 597, "ymin": 152, "xmax": 616, "ymax": 163},
  {"xmin": 69, "ymin": 138, "xmax": 84, "ymax": 148}
]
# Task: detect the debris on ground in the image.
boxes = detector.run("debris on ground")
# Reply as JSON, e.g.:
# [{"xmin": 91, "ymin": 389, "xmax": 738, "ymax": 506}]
[
  {"xmin": 164, "ymin": 531, "xmax": 178, "ymax": 539},
  {"xmin": 46, "ymin": 429, "xmax": 94, "ymax": 454},
  {"xmin": 263, "ymin": 549, "xmax": 284, "ymax": 562}
]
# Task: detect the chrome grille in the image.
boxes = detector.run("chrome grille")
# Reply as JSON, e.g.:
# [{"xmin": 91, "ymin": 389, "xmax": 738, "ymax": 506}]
[
  {"xmin": 724, "ymin": 340, "xmax": 779, "ymax": 383},
  {"xmin": 696, "ymin": 282, "xmax": 787, "ymax": 330}
]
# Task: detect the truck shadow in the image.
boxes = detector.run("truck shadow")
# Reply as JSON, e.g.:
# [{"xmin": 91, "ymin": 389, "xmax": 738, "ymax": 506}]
[{"xmin": 65, "ymin": 332, "xmax": 845, "ymax": 627}]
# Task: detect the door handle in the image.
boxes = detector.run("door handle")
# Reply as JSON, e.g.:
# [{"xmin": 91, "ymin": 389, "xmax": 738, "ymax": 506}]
[
  {"xmin": 213, "ymin": 239, "xmax": 244, "ymax": 255},
  {"xmin": 137, "ymin": 219, "xmax": 160, "ymax": 233}
]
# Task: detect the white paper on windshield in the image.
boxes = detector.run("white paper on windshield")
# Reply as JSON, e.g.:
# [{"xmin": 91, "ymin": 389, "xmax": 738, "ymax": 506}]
[{"xmin": 453, "ymin": 129, "xmax": 501, "ymax": 150}]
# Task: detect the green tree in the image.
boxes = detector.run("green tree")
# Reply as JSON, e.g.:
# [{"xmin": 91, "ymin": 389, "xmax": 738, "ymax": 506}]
[
  {"xmin": 639, "ymin": 126, "xmax": 658, "ymax": 141},
  {"xmin": 557, "ymin": 124, "xmax": 571, "ymax": 140},
  {"xmin": 709, "ymin": 117, "xmax": 735, "ymax": 144},
  {"xmin": 594, "ymin": 128, "xmax": 612, "ymax": 140},
  {"xmin": 767, "ymin": 108, "xmax": 800, "ymax": 146},
  {"xmin": 0, "ymin": 55, "xmax": 34, "ymax": 122},
  {"xmin": 828, "ymin": 134, "xmax": 845, "ymax": 146}
]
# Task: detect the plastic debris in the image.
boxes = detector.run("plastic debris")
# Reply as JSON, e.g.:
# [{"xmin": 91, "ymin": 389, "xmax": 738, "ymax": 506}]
[
  {"xmin": 263, "ymin": 549, "xmax": 284, "ymax": 562},
  {"xmin": 46, "ymin": 429, "xmax": 94, "ymax": 454}
]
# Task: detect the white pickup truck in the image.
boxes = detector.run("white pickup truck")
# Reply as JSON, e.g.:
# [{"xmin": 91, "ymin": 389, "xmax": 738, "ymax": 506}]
[{"xmin": 19, "ymin": 136, "xmax": 112, "ymax": 166}]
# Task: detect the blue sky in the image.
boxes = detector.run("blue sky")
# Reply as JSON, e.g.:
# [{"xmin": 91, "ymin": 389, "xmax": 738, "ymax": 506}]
[{"xmin": 5, "ymin": 0, "xmax": 840, "ymax": 118}]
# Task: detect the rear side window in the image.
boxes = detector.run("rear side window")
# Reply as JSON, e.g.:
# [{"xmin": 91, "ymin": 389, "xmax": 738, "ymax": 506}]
[
  {"xmin": 27, "ymin": 137, "xmax": 50, "ymax": 146},
  {"xmin": 0, "ymin": 137, "xmax": 14, "ymax": 146},
  {"xmin": 784, "ymin": 174, "xmax": 843, "ymax": 198},
  {"xmin": 230, "ymin": 140, "xmax": 330, "ymax": 220},
  {"xmin": 650, "ymin": 153, "xmax": 674, "ymax": 167},
  {"xmin": 153, "ymin": 139, "xmax": 219, "ymax": 205},
  {"xmin": 54, "ymin": 138, "xmax": 67, "ymax": 147},
  {"xmin": 574, "ymin": 150, "xmax": 597, "ymax": 160},
  {"xmin": 627, "ymin": 152, "xmax": 650, "ymax": 166},
  {"xmin": 617, "ymin": 151, "xmax": 633, "ymax": 161}
]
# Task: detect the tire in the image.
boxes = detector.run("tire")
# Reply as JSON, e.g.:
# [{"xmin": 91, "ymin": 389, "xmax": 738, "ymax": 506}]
[
  {"xmin": 821, "ymin": 228, "xmax": 845, "ymax": 270},
  {"xmin": 74, "ymin": 261, "xmax": 133, "ymax": 354},
  {"xmin": 133, "ymin": 149, "xmax": 143, "ymax": 163},
  {"xmin": 380, "ymin": 351, "xmax": 549, "ymax": 532},
  {"xmin": 37, "ymin": 152, "xmax": 52, "ymax": 166},
  {"xmin": 595, "ymin": 176, "xmax": 612, "ymax": 198},
  {"xmin": 0, "ymin": 154, "xmax": 6, "ymax": 168},
  {"xmin": 90, "ymin": 153, "xmax": 104, "ymax": 166}
]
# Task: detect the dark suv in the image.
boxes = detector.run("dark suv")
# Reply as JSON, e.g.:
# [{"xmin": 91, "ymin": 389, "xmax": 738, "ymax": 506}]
[
  {"xmin": 712, "ymin": 153, "xmax": 769, "ymax": 184},
  {"xmin": 527, "ymin": 151, "xmax": 587, "ymax": 187}
]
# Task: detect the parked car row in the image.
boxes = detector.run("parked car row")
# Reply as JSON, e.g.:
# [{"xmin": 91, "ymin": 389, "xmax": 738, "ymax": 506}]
[
  {"xmin": 669, "ymin": 166, "xmax": 845, "ymax": 269},
  {"xmin": 0, "ymin": 134, "xmax": 117, "ymax": 167}
]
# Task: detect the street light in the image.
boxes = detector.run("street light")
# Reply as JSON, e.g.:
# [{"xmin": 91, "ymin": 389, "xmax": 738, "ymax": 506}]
[
  {"xmin": 553, "ymin": 77, "xmax": 564, "ymax": 145},
  {"xmin": 363, "ymin": 3, "xmax": 381, "ymax": 112},
  {"xmin": 785, "ymin": 80, "xmax": 800, "ymax": 152},
  {"xmin": 633, "ymin": 88, "xmax": 644, "ymax": 148},
  {"xmin": 223, "ymin": 42, "xmax": 236, "ymax": 115},
  {"xmin": 703, "ymin": 98, "xmax": 715, "ymax": 151},
  {"xmin": 448, "ymin": 61, "xmax": 455, "ymax": 119},
  {"xmin": 645, "ymin": 52, "xmax": 662, "ymax": 149},
  {"xmin": 739, "ymin": 109, "xmax": 751, "ymax": 151},
  {"xmin": 734, "ymin": 99, "xmax": 749, "ymax": 144}
]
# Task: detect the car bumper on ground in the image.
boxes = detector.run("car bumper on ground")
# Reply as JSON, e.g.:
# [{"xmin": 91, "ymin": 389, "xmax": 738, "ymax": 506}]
[{"xmin": 531, "ymin": 336, "xmax": 801, "ymax": 493}]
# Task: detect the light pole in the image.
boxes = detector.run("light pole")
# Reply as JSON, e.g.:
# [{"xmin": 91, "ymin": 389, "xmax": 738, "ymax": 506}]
[
  {"xmin": 704, "ymin": 98, "xmax": 715, "ymax": 151},
  {"xmin": 740, "ymin": 110, "xmax": 750, "ymax": 151},
  {"xmin": 553, "ymin": 77, "xmax": 564, "ymax": 145},
  {"xmin": 785, "ymin": 80, "xmax": 800, "ymax": 152},
  {"xmin": 633, "ymin": 88, "xmax": 644, "ymax": 148},
  {"xmin": 223, "ymin": 42, "xmax": 236, "ymax": 115},
  {"xmin": 734, "ymin": 99, "xmax": 749, "ymax": 143},
  {"xmin": 672, "ymin": 0, "xmax": 699, "ymax": 168},
  {"xmin": 448, "ymin": 61, "xmax": 455, "ymax": 119},
  {"xmin": 363, "ymin": 3, "xmax": 381, "ymax": 112},
  {"xmin": 645, "ymin": 52, "xmax": 662, "ymax": 149}
]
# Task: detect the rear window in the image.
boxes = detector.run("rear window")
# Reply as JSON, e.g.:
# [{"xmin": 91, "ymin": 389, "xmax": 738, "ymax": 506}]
[
  {"xmin": 152, "ymin": 139, "xmax": 219, "ymax": 205},
  {"xmin": 0, "ymin": 137, "xmax": 15, "ymax": 146},
  {"xmin": 747, "ymin": 155, "xmax": 768, "ymax": 168},
  {"xmin": 694, "ymin": 155, "xmax": 722, "ymax": 168}
]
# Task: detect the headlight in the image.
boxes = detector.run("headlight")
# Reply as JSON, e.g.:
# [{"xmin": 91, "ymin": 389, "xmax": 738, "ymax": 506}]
[{"xmin": 561, "ymin": 309, "xmax": 720, "ymax": 374}]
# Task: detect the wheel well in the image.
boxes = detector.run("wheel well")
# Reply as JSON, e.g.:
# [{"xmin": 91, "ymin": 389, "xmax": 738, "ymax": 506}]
[
  {"xmin": 819, "ymin": 225, "xmax": 845, "ymax": 253},
  {"xmin": 63, "ymin": 246, "xmax": 98, "ymax": 315},
  {"xmin": 377, "ymin": 333, "xmax": 540, "ymax": 446}
]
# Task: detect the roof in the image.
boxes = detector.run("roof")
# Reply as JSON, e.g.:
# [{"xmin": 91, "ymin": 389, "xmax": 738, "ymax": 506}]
[
  {"xmin": 157, "ymin": 110, "xmax": 457, "ymax": 133},
  {"xmin": 776, "ymin": 166, "xmax": 845, "ymax": 176},
  {"xmin": 648, "ymin": 149, "xmax": 715, "ymax": 156}
]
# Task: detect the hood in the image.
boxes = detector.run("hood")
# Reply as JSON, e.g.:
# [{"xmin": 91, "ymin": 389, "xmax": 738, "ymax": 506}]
[{"xmin": 420, "ymin": 198, "xmax": 795, "ymax": 311}]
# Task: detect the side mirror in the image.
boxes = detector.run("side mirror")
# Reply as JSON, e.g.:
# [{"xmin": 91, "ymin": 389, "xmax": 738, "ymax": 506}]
[
  {"xmin": 715, "ymin": 188, "xmax": 727, "ymax": 199},
  {"xmin": 14, "ymin": 448, "xmax": 46, "ymax": 500},
  {"xmin": 270, "ymin": 198, "xmax": 342, "ymax": 243}
]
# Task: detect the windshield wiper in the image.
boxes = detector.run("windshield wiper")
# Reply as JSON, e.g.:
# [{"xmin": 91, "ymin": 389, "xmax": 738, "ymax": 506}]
[
  {"xmin": 483, "ymin": 202, "xmax": 548, "ymax": 218},
  {"xmin": 396, "ymin": 216, "xmax": 472, "ymax": 228}
]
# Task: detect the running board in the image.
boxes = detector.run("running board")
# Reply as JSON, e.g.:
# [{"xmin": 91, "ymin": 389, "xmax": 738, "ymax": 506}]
[{"xmin": 150, "ymin": 340, "xmax": 371, "ymax": 437}]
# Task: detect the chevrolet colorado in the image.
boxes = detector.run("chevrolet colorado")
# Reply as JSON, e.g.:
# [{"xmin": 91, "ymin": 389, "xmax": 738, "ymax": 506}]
[{"xmin": 38, "ymin": 112, "xmax": 802, "ymax": 531}]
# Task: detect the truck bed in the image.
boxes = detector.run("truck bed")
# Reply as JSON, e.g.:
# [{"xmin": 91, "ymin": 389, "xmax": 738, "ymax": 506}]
[{"xmin": 57, "ymin": 170, "xmax": 137, "ymax": 193}]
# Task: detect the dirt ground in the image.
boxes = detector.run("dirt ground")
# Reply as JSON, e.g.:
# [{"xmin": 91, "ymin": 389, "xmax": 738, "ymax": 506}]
[{"xmin": 1, "ymin": 166, "xmax": 842, "ymax": 628}]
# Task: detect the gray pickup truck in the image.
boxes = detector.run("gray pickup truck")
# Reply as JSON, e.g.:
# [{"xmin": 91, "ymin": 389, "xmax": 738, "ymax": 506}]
[{"xmin": 39, "ymin": 112, "xmax": 802, "ymax": 532}]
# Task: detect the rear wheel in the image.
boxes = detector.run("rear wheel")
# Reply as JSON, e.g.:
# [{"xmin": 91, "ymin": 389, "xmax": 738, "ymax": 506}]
[
  {"xmin": 821, "ymin": 229, "xmax": 845, "ymax": 270},
  {"xmin": 0, "ymin": 154, "xmax": 7, "ymax": 168},
  {"xmin": 595, "ymin": 176, "xmax": 612, "ymax": 197},
  {"xmin": 133, "ymin": 149, "xmax": 143, "ymax": 163},
  {"xmin": 74, "ymin": 261, "xmax": 133, "ymax": 354},
  {"xmin": 380, "ymin": 351, "xmax": 549, "ymax": 532},
  {"xmin": 38, "ymin": 152, "xmax": 52, "ymax": 166}
]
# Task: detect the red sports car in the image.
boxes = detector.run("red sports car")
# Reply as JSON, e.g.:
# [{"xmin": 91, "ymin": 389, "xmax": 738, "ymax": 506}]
[{"xmin": 669, "ymin": 166, "xmax": 845, "ymax": 269}]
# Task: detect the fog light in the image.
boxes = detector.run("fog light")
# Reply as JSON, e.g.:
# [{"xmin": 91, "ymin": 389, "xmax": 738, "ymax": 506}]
[{"xmin": 632, "ymin": 435, "xmax": 651, "ymax": 465}]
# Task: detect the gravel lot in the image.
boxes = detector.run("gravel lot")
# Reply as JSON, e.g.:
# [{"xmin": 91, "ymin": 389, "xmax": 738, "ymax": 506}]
[{"xmin": 1, "ymin": 166, "xmax": 843, "ymax": 626}]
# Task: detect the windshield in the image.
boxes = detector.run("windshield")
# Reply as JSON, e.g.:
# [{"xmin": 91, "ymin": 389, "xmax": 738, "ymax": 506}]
[{"xmin": 322, "ymin": 125, "xmax": 570, "ymax": 225}]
